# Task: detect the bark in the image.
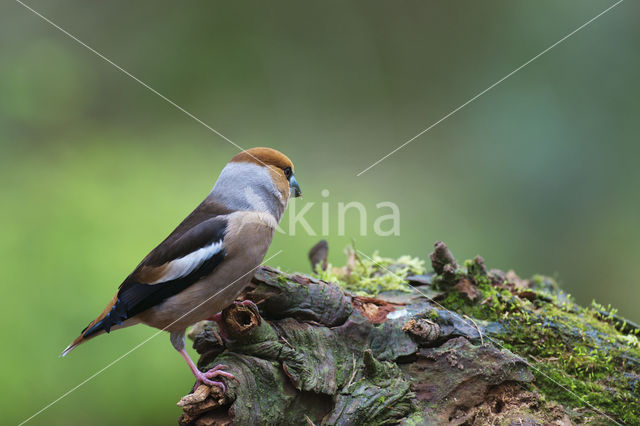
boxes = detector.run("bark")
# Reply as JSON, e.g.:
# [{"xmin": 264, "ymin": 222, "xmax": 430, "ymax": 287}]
[{"xmin": 176, "ymin": 242, "xmax": 640, "ymax": 425}]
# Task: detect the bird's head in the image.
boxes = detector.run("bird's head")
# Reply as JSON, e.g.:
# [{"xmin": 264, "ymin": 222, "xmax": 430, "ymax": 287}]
[
  {"xmin": 210, "ymin": 147, "xmax": 301, "ymax": 220},
  {"xmin": 230, "ymin": 147, "xmax": 302, "ymax": 200}
]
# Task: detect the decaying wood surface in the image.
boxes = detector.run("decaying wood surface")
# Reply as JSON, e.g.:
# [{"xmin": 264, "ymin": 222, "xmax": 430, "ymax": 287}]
[{"xmin": 176, "ymin": 242, "xmax": 640, "ymax": 425}]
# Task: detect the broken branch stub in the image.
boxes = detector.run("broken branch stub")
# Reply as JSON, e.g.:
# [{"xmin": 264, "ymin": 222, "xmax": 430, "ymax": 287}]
[
  {"xmin": 308, "ymin": 239, "xmax": 329, "ymax": 272},
  {"xmin": 429, "ymin": 240, "xmax": 457, "ymax": 275},
  {"xmin": 220, "ymin": 302, "xmax": 261, "ymax": 341}
]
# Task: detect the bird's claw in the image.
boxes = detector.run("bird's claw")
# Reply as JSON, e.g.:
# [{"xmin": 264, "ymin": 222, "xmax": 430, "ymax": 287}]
[
  {"xmin": 235, "ymin": 299, "xmax": 259, "ymax": 310},
  {"xmin": 193, "ymin": 365, "xmax": 235, "ymax": 392}
]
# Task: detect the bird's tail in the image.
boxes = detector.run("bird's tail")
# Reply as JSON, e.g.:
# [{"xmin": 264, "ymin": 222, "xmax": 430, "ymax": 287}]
[
  {"xmin": 61, "ymin": 294, "xmax": 121, "ymax": 357},
  {"xmin": 61, "ymin": 330, "xmax": 101, "ymax": 357}
]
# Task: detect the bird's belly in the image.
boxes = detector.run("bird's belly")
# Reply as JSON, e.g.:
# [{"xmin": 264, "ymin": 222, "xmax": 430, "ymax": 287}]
[
  {"xmin": 143, "ymin": 272, "xmax": 251, "ymax": 332},
  {"xmin": 137, "ymin": 263, "xmax": 257, "ymax": 332}
]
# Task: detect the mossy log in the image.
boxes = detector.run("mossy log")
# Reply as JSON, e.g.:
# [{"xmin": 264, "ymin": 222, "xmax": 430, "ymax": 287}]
[{"xmin": 177, "ymin": 242, "xmax": 640, "ymax": 425}]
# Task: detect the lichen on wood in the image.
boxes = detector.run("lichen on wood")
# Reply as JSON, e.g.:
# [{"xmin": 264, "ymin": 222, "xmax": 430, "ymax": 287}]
[{"xmin": 176, "ymin": 241, "xmax": 640, "ymax": 425}]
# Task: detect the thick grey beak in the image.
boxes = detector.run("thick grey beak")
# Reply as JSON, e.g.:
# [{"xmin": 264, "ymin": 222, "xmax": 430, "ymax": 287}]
[{"xmin": 290, "ymin": 175, "xmax": 302, "ymax": 197}]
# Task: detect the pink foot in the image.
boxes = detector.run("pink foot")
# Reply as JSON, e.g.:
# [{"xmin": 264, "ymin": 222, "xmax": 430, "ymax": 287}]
[
  {"xmin": 193, "ymin": 364, "xmax": 235, "ymax": 392},
  {"xmin": 179, "ymin": 349, "xmax": 235, "ymax": 393},
  {"xmin": 237, "ymin": 299, "xmax": 258, "ymax": 309}
]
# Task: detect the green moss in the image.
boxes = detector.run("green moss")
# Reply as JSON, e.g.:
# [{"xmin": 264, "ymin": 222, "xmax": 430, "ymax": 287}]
[
  {"xmin": 314, "ymin": 248, "xmax": 425, "ymax": 296},
  {"xmin": 401, "ymin": 411, "xmax": 427, "ymax": 426},
  {"xmin": 435, "ymin": 262, "xmax": 640, "ymax": 424}
]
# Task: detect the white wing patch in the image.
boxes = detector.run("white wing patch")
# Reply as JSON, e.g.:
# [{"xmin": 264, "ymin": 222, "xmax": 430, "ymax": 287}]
[{"xmin": 149, "ymin": 240, "xmax": 224, "ymax": 284}]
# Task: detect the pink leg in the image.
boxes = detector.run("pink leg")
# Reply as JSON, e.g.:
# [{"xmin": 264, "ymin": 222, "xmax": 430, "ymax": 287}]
[
  {"xmin": 178, "ymin": 349, "xmax": 235, "ymax": 392},
  {"xmin": 206, "ymin": 312, "xmax": 223, "ymax": 323},
  {"xmin": 205, "ymin": 312, "xmax": 228, "ymax": 339}
]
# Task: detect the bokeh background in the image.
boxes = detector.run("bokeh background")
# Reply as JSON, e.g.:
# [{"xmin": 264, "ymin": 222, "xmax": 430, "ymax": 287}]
[{"xmin": 2, "ymin": 0, "xmax": 638, "ymax": 424}]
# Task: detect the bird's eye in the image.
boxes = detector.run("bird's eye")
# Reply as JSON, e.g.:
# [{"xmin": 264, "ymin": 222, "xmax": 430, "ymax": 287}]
[{"xmin": 283, "ymin": 167, "xmax": 292, "ymax": 180}]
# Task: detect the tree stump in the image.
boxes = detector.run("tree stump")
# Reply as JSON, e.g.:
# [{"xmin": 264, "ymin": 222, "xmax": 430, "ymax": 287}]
[{"xmin": 176, "ymin": 242, "xmax": 640, "ymax": 425}]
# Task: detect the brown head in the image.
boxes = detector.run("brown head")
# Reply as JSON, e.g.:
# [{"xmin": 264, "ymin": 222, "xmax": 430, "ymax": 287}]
[{"xmin": 230, "ymin": 147, "xmax": 301, "ymax": 200}]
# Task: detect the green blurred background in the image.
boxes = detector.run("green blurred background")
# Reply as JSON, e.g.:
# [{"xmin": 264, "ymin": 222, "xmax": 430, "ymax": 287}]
[{"xmin": 2, "ymin": 0, "xmax": 638, "ymax": 424}]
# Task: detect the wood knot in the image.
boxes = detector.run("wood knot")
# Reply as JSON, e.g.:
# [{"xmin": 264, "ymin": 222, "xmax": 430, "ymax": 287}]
[
  {"xmin": 402, "ymin": 318, "xmax": 440, "ymax": 343},
  {"xmin": 221, "ymin": 301, "xmax": 261, "ymax": 339}
]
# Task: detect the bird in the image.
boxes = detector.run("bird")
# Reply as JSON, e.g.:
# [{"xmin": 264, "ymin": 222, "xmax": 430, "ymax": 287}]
[{"xmin": 61, "ymin": 147, "xmax": 302, "ymax": 390}]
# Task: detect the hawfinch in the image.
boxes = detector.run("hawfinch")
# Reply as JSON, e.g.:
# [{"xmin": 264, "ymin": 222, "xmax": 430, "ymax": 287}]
[{"xmin": 62, "ymin": 147, "xmax": 301, "ymax": 390}]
